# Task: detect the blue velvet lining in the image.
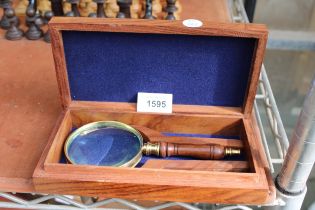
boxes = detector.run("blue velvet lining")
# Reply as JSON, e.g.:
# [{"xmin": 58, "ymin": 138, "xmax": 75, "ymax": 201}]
[{"xmin": 62, "ymin": 31, "xmax": 257, "ymax": 107}]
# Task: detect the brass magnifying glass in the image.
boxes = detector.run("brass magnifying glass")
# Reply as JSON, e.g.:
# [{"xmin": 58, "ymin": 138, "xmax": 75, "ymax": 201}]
[{"xmin": 64, "ymin": 121, "xmax": 241, "ymax": 167}]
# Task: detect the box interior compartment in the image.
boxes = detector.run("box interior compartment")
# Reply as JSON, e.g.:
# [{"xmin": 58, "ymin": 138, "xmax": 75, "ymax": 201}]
[{"xmin": 44, "ymin": 107, "xmax": 255, "ymax": 173}]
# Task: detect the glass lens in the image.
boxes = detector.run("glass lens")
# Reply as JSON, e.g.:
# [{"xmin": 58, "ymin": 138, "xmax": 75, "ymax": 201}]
[{"xmin": 67, "ymin": 127, "xmax": 141, "ymax": 166}]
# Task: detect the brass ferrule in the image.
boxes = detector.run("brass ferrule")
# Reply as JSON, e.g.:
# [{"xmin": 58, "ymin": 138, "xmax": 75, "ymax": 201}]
[
  {"xmin": 142, "ymin": 142, "xmax": 160, "ymax": 156},
  {"xmin": 224, "ymin": 147, "xmax": 241, "ymax": 156}
]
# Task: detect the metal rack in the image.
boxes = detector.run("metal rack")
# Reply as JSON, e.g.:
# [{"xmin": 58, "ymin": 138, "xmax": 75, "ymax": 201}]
[
  {"xmin": 228, "ymin": 0, "xmax": 289, "ymax": 172},
  {"xmin": 0, "ymin": 0, "xmax": 309, "ymax": 209}
]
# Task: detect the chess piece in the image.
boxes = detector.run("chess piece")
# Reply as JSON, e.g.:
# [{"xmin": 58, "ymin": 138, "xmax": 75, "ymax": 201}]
[
  {"xmin": 63, "ymin": 1, "xmax": 71, "ymax": 15},
  {"xmin": 43, "ymin": 11, "xmax": 53, "ymax": 43},
  {"xmin": 1, "ymin": 0, "xmax": 19, "ymax": 29},
  {"xmin": 25, "ymin": 6, "xmax": 44, "ymax": 40},
  {"xmin": 105, "ymin": 0, "xmax": 118, "ymax": 18},
  {"xmin": 79, "ymin": 0, "xmax": 96, "ymax": 17},
  {"xmin": 143, "ymin": 0, "xmax": 155, "ymax": 19},
  {"xmin": 95, "ymin": 0, "xmax": 106, "ymax": 17},
  {"xmin": 5, "ymin": 8, "xmax": 23, "ymax": 40},
  {"xmin": 152, "ymin": 0, "xmax": 162, "ymax": 18},
  {"xmin": 89, "ymin": 0, "xmax": 106, "ymax": 17},
  {"xmin": 66, "ymin": 0, "xmax": 80, "ymax": 16},
  {"xmin": 15, "ymin": 0, "xmax": 29, "ymax": 15},
  {"xmin": 164, "ymin": 0, "xmax": 176, "ymax": 20},
  {"xmin": 130, "ymin": 0, "xmax": 141, "ymax": 19},
  {"xmin": 50, "ymin": 0, "xmax": 64, "ymax": 16},
  {"xmin": 116, "ymin": 0, "xmax": 131, "ymax": 18},
  {"xmin": 174, "ymin": 0, "xmax": 181, "ymax": 20},
  {"xmin": 37, "ymin": 0, "xmax": 51, "ymax": 14},
  {"xmin": 0, "ymin": 0, "xmax": 10, "ymax": 29}
]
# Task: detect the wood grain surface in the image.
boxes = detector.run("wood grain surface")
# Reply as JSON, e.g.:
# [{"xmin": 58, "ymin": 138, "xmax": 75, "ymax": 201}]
[
  {"xmin": 142, "ymin": 160, "xmax": 249, "ymax": 172},
  {"xmin": 0, "ymin": 30, "xmax": 61, "ymax": 192},
  {"xmin": 70, "ymin": 101, "xmax": 243, "ymax": 116},
  {"xmin": 180, "ymin": 0, "xmax": 231, "ymax": 22},
  {"xmin": 70, "ymin": 108, "xmax": 242, "ymax": 135}
]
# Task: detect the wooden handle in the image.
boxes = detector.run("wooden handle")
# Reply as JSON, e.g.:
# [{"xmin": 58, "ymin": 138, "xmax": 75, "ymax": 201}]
[
  {"xmin": 143, "ymin": 142, "xmax": 241, "ymax": 160},
  {"xmin": 160, "ymin": 142, "xmax": 225, "ymax": 159}
]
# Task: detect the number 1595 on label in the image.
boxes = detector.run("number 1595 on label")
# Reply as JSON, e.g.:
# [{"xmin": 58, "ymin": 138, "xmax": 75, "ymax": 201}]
[
  {"xmin": 137, "ymin": 92, "xmax": 173, "ymax": 113},
  {"xmin": 147, "ymin": 100, "xmax": 166, "ymax": 108}
]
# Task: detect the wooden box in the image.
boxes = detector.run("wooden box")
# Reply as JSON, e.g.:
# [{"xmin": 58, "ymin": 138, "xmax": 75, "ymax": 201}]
[{"xmin": 33, "ymin": 17, "xmax": 274, "ymax": 204}]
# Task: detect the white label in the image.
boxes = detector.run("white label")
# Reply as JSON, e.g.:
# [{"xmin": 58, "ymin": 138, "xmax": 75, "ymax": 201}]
[
  {"xmin": 137, "ymin": 92, "xmax": 173, "ymax": 114},
  {"xmin": 182, "ymin": 19, "xmax": 203, "ymax": 28}
]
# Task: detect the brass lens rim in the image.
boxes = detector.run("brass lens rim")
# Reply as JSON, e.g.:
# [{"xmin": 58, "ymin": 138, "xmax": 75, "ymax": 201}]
[{"xmin": 64, "ymin": 121, "xmax": 144, "ymax": 167}]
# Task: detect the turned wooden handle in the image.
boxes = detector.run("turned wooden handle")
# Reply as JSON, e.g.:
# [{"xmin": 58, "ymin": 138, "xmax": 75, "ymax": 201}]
[
  {"xmin": 142, "ymin": 142, "xmax": 241, "ymax": 160},
  {"xmin": 160, "ymin": 142, "xmax": 226, "ymax": 159}
]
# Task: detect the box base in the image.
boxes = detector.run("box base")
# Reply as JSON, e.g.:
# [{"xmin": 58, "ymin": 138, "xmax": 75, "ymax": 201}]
[{"xmin": 33, "ymin": 105, "xmax": 275, "ymax": 204}]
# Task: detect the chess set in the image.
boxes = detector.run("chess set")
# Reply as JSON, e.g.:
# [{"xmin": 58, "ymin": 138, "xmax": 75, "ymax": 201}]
[{"xmin": 0, "ymin": 0, "xmax": 181, "ymax": 42}]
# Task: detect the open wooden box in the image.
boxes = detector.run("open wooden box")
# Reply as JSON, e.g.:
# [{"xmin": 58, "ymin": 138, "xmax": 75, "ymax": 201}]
[{"xmin": 33, "ymin": 17, "xmax": 274, "ymax": 204}]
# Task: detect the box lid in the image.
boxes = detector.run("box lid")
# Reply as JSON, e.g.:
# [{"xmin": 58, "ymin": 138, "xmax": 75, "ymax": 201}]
[{"xmin": 49, "ymin": 18, "xmax": 267, "ymax": 115}]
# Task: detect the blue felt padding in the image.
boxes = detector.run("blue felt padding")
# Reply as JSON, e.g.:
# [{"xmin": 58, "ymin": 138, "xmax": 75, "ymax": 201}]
[
  {"xmin": 135, "ymin": 155, "xmax": 193, "ymax": 167},
  {"xmin": 162, "ymin": 132, "xmax": 239, "ymax": 139},
  {"xmin": 62, "ymin": 31, "xmax": 257, "ymax": 107}
]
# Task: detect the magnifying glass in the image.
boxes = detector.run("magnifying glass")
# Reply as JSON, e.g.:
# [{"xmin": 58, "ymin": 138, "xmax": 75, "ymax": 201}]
[{"xmin": 64, "ymin": 121, "xmax": 241, "ymax": 167}]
